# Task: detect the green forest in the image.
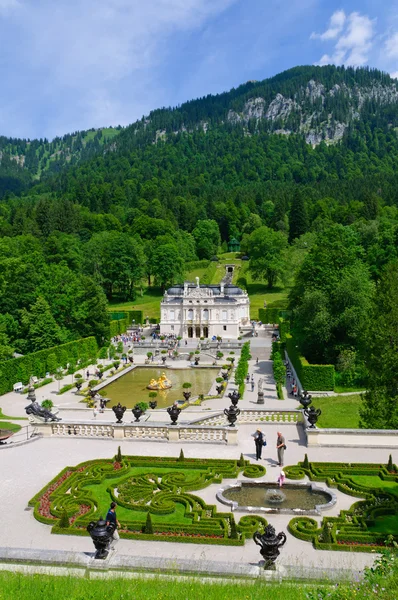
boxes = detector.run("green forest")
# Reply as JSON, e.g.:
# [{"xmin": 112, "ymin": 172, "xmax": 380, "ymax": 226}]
[{"xmin": 0, "ymin": 65, "xmax": 397, "ymax": 428}]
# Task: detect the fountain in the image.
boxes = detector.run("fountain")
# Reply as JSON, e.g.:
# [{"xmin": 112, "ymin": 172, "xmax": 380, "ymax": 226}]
[
  {"xmin": 217, "ymin": 481, "xmax": 336, "ymax": 515},
  {"xmin": 147, "ymin": 372, "xmax": 172, "ymax": 390}
]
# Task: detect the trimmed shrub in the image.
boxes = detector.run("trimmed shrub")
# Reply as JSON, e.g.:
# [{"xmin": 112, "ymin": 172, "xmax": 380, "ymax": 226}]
[
  {"xmin": 58, "ymin": 384, "xmax": 75, "ymax": 395},
  {"xmin": 144, "ymin": 512, "xmax": 153, "ymax": 534},
  {"xmin": 58, "ymin": 509, "xmax": 70, "ymax": 529},
  {"xmin": 286, "ymin": 334, "xmax": 334, "ymax": 391},
  {"xmin": 178, "ymin": 449, "xmax": 185, "ymax": 462},
  {"xmin": 116, "ymin": 446, "xmax": 122, "ymax": 462},
  {"xmin": 0, "ymin": 337, "xmax": 98, "ymax": 395}
]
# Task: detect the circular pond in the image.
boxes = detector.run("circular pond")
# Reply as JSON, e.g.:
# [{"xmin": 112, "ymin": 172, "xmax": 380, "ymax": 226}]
[{"xmin": 217, "ymin": 481, "xmax": 336, "ymax": 515}]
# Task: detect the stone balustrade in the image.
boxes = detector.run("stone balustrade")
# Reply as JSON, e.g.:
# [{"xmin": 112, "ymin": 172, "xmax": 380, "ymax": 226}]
[
  {"xmin": 192, "ymin": 409, "xmax": 302, "ymax": 427},
  {"xmin": 33, "ymin": 421, "xmax": 238, "ymax": 444},
  {"xmin": 305, "ymin": 427, "xmax": 398, "ymax": 448}
]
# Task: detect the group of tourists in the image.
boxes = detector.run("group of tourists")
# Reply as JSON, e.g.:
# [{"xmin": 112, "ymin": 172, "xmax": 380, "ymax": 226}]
[{"xmin": 252, "ymin": 429, "xmax": 286, "ymax": 466}]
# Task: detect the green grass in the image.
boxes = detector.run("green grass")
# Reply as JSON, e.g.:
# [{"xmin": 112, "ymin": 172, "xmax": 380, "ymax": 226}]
[
  {"xmin": 368, "ymin": 515, "xmax": 398, "ymax": 534},
  {"xmin": 350, "ymin": 476, "xmax": 398, "ymax": 498},
  {"xmin": 0, "ymin": 421, "xmax": 22, "ymax": 433},
  {"xmin": 0, "ymin": 573, "xmax": 350, "ymax": 600},
  {"xmin": 247, "ymin": 284, "xmax": 290, "ymax": 319},
  {"xmin": 0, "ymin": 408, "xmax": 27, "ymax": 421},
  {"xmin": 185, "ymin": 267, "xmax": 208, "ymax": 281},
  {"xmin": 308, "ymin": 394, "xmax": 362, "ymax": 428},
  {"xmin": 109, "ymin": 286, "xmax": 163, "ymax": 319}
]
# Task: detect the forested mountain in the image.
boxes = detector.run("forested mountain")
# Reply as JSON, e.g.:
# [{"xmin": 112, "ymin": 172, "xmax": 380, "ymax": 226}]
[
  {"xmin": 0, "ymin": 126, "xmax": 122, "ymax": 198},
  {"xmin": 1, "ymin": 64, "xmax": 398, "ymax": 390}
]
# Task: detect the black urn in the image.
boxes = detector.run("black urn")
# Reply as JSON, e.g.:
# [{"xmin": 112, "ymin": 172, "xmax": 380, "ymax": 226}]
[
  {"xmin": 216, "ymin": 384, "xmax": 223, "ymax": 395},
  {"xmin": 228, "ymin": 390, "xmax": 240, "ymax": 407},
  {"xmin": 253, "ymin": 524, "xmax": 287, "ymax": 570},
  {"xmin": 112, "ymin": 402, "xmax": 126, "ymax": 423},
  {"xmin": 182, "ymin": 391, "xmax": 191, "ymax": 402},
  {"xmin": 132, "ymin": 406, "xmax": 143, "ymax": 422},
  {"xmin": 75, "ymin": 381, "xmax": 82, "ymax": 392},
  {"xmin": 161, "ymin": 356, "xmax": 167, "ymax": 364},
  {"xmin": 304, "ymin": 406, "xmax": 322, "ymax": 428},
  {"xmin": 167, "ymin": 404, "xmax": 181, "ymax": 425},
  {"xmin": 149, "ymin": 400, "xmax": 157, "ymax": 410},
  {"xmin": 194, "ymin": 357, "xmax": 200, "ymax": 366},
  {"xmin": 87, "ymin": 519, "xmax": 116, "ymax": 559},
  {"xmin": 221, "ymin": 371, "xmax": 228, "ymax": 381},
  {"xmin": 224, "ymin": 405, "xmax": 240, "ymax": 427},
  {"xmin": 299, "ymin": 390, "xmax": 312, "ymax": 409}
]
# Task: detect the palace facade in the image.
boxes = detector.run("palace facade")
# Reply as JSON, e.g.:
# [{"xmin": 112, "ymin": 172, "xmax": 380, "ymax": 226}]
[{"xmin": 159, "ymin": 279, "xmax": 250, "ymax": 339}]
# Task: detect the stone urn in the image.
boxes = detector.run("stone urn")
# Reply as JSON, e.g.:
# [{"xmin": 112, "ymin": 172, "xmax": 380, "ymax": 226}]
[
  {"xmin": 75, "ymin": 381, "xmax": 82, "ymax": 392},
  {"xmin": 182, "ymin": 391, "xmax": 191, "ymax": 402},
  {"xmin": 161, "ymin": 356, "xmax": 167, "ymax": 365},
  {"xmin": 221, "ymin": 371, "xmax": 228, "ymax": 381},
  {"xmin": 304, "ymin": 406, "xmax": 322, "ymax": 428},
  {"xmin": 224, "ymin": 405, "xmax": 240, "ymax": 427},
  {"xmin": 194, "ymin": 357, "xmax": 200, "ymax": 366},
  {"xmin": 88, "ymin": 388, "xmax": 97, "ymax": 399},
  {"xmin": 167, "ymin": 404, "xmax": 181, "ymax": 425},
  {"xmin": 216, "ymin": 384, "xmax": 223, "ymax": 395},
  {"xmin": 299, "ymin": 390, "xmax": 312, "ymax": 409},
  {"xmin": 149, "ymin": 400, "xmax": 157, "ymax": 410},
  {"xmin": 228, "ymin": 390, "xmax": 240, "ymax": 407},
  {"xmin": 132, "ymin": 406, "xmax": 143, "ymax": 422},
  {"xmin": 112, "ymin": 403, "xmax": 126, "ymax": 423},
  {"xmin": 253, "ymin": 524, "xmax": 287, "ymax": 570},
  {"xmin": 87, "ymin": 519, "xmax": 116, "ymax": 559}
]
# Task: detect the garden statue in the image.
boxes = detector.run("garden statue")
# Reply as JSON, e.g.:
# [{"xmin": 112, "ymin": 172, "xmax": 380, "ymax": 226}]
[
  {"xmin": 228, "ymin": 389, "xmax": 240, "ymax": 407},
  {"xmin": 87, "ymin": 519, "xmax": 116, "ymax": 559},
  {"xmin": 25, "ymin": 386, "xmax": 61, "ymax": 423},
  {"xmin": 224, "ymin": 405, "xmax": 240, "ymax": 427},
  {"xmin": 132, "ymin": 406, "xmax": 143, "ymax": 422},
  {"xmin": 167, "ymin": 404, "xmax": 181, "ymax": 425},
  {"xmin": 299, "ymin": 390, "xmax": 312, "ymax": 409},
  {"xmin": 257, "ymin": 378, "xmax": 264, "ymax": 405},
  {"xmin": 112, "ymin": 403, "xmax": 126, "ymax": 423},
  {"xmin": 147, "ymin": 372, "xmax": 172, "ymax": 390},
  {"xmin": 304, "ymin": 406, "xmax": 322, "ymax": 428},
  {"xmin": 253, "ymin": 524, "xmax": 287, "ymax": 570}
]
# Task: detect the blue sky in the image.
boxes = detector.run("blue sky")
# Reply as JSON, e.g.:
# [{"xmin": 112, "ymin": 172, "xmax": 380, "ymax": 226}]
[{"xmin": 0, "ymin": 0, "xmax": 397, "ymax": 140}]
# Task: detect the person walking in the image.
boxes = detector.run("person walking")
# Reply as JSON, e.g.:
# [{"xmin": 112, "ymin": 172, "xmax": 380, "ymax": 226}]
[
  {"xmin": 253, "ymin": 429, "xmax": 266, "ymax": 460},
  {"xmin": 93, "ymin": 404, "xmax": 98, "ymax": 419},
  {"xmin": 276, "ymin": 431, "xmax": 285, "ymax": 466},
  {"xmin": 251, "ymin": 379, "xmax": 255, "ymax": 392},
  {"xmin": 106, "ymin": 501, "xmax": 121, "ymax": 550}
]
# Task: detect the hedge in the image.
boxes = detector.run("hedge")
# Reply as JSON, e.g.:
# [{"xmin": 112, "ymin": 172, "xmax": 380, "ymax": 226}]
[
  {"xmin": 0, "ymin": 337, "xmax": 98, "ymax": 395},
  {"xmin": 29, "ymin": 454, "xmax": 269, "ymax": 547},
  {"xmin": 285, "ymin": 334, "xmax": 334, "ymax": 391}
]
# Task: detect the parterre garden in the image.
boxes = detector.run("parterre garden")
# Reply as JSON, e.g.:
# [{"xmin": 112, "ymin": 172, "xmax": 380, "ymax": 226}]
[
  {"xmin": 29, "ymin": 452, "xmax": 266, "ymax": 545},
  {"xmin": 285, "ymin": 458, "xmax": 398, "ymax": 552}
]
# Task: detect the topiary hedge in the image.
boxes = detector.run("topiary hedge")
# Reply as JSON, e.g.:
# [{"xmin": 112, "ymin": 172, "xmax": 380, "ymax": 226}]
[
  {"xmin": 285, "ymin": 334, "xmax": 334, "ymax": 391},
  {"xmin": 0, "ymin": 337, "xmax": 98, "ymax": 395},
  {"xmin": 29, "ymin": 454, "xmax": 269, "ymax": 546},
  {"xmin": 286, "ymin": 459, "xmax": 398, "ymax": 552}
]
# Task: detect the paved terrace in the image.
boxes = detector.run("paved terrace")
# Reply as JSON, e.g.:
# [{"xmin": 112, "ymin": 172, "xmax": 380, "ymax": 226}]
[{"xmin": 1, "ymin": 327, "xmax": 396, "ymax": 575}]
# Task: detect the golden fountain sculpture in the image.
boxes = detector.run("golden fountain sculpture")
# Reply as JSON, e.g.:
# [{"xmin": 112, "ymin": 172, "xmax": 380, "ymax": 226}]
[{"xmin": 147, "ymin": 372, "xmax": 172, "ymax": 390}]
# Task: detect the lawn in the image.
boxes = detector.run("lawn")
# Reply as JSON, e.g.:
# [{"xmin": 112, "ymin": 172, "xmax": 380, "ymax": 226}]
[
  {"xmin": 0, "ymin": 421, "xmax": 21, "ymax": 433},
  {"xmin": 109, "ymin": 286, "xmax": 163, "ymax": 319},
  {"xmin": 0, "ymin": 408, "xmax": 27, "ymax": 421},
  {"xmin": 309, "ymin": 394, "xmax": 362, "ymax": 428}
]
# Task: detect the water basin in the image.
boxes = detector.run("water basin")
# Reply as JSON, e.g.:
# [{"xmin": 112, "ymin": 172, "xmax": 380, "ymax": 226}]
[
  {"xmin": 217, "ymin": 481, "xmax": 336, "ymax": 515},
  {"xmin": 102, "ymin": 367, "xmax": 218, "ymax": 409}
]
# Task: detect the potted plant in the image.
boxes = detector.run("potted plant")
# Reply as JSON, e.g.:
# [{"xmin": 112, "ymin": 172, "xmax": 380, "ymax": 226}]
[
  {"xmin": 148, "ymin": 392, "xmax": 158, "ymax": 409},
  {"xmin": 182, "ymin": 382, "xmax": 192, "ymax": 402}
]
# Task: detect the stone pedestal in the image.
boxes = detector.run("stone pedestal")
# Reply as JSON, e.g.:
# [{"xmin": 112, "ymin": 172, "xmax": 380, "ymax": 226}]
[
  {"xmin": 226, "ymin": 428, "xmax": 238, "ymax": 445},
  {"xmin": 168, "ymin": 427, "xmax": 179, "ymax": 442},
  {"xmin": 257, "ymin": 391, "xmax": 265, "ymax": 404},
  {"xmin": 113, "ymin": 426, "xmax": 124, "ymax": 439}
]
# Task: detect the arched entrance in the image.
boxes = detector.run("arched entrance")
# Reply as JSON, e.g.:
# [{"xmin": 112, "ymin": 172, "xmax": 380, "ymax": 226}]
[
  {"xmin": 203, "ymin": 326, "xmax": 209, "ymax": 338},
  {"xmin": 195, "ymin": 326, "xmax": 201, "ymax": 338},
  {"xmin": 188, "ymin": 327, "xmax": 193, "ymax": 338}
]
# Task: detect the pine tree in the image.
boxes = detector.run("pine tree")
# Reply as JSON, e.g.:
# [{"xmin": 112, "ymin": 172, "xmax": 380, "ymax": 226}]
[
  {"xmin": 230, "ymin": 518, "xmax": 238, "ymax": 539},
  {"xmin": 387, "ymin": 454, "xmax": 394, "ymax": 472},
  {"xmin": 59, "ymin": 509, "xmax": 70, "ymax": 529},
  {"xmin": 238, "ymin": 453, "xmax": 245, "ymax": 467},
  {"xmin": 288, "ymin": 188, "xmax": 309, "ymax": 243},
  {"xmin": 116, "ymin": 446, "xmax": 122, "ymax": 462},
  {"xmin": 144, "ymin": 512, "xmax": 153, "ymax": 534},
  {"xmin": 303, "ymin": 454, "xmax": 310, "ymax": 469},
  {"xmin": 178, "ymin": 449, "xmax": 184, "ymax": 462}
]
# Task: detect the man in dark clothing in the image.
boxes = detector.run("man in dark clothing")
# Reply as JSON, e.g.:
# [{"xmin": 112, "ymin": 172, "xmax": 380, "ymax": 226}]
[
  {"xmin": 276, "ymin": 432, "xmax": 285, "ymax": 466},
  {"xmin": 106, "ymin": 501, "xmax": 121, "ymax": 549},
  {"xmin": 253, "ymin": 429, "xmax": 265, "ymax": 460}
]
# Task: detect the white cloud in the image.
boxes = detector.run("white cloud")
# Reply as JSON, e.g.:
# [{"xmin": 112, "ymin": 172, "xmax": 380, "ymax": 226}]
[
  {"xmin": 311, "ymin": 9, "xmax": 346, "ymax": 41},
  {"xmin": 312, "ymin": 10, "xmax": 375, "ymax": 67},
  {"xmin": 385, "ymin": 32, "xmax": 398, "ymax": 59},
  {"xmin": 0, "ymin": 0, "xmax": 237, "ymax": 138},
  {"xmin": 391, "ymin": 71, "xmax": 398, "ymax": 79}
]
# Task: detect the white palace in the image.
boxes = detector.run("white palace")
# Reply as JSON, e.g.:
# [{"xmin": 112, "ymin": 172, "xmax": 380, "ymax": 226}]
[{"xmin": 159, "ymin": 278, "xmax": 250, "ymax": 339}]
